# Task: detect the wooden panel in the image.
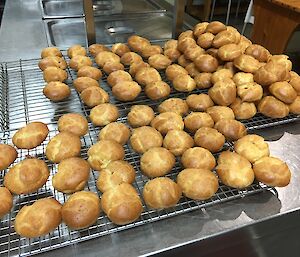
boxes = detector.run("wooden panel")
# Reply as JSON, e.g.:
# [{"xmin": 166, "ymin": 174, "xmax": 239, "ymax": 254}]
[
  {"xmin": 270, "ymin": 0, "xmax": 300, "ymax": 13},
  {"xmin": 251, "ymin": 0, "xmax": 300, "ymax": 54}
]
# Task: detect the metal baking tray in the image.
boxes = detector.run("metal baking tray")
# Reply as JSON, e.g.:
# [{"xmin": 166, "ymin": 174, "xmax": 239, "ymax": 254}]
[
  {"xmin": 43, "ymin": 13, "xmax": 187, "ymax": 48},
  {"xmin": 0, "ymin": 52, "xmax": 292, "ymax": 257},
  {"xmin": 40, "ymin": 0, "xmax": 166, "ymax": 19}
]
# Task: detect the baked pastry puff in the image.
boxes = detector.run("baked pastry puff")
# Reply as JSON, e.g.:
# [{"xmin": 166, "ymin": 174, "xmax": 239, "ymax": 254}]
[
  {"xmin": 269, "ymin": 81, "xmax": 297, "ymax": 104},
  {"xmin": 41, "ymin": 47, "xmax": 62, "ymax": 58},
  {"xmin": 237, "ymin": 82, "xmax": 263, "ymax": 102},
  {"xmin": 151, "ymin": 112, "xmax": 184, "ymax": 135},
  {"xmin": 145, "ymin": 81, "xmax": 171, "ymax": 100},
  {"xmin": 177, "ymin": 168, "xmax": 218, "ymax": 200},
  {"xmin": 135, "ymin": 67, "xmax": 162, "ymax": 86},
  {"xmin": 233, "ymin": 54, "xmax": 261, "ymax": 73},
  {"xmin": 130, "ymin": 126, "xmax": 163, "ymax": 154},
  {"xmin": 163, "ymin": 130, "xmax": 194, "ymax": 156},
  {"xmin": 148, "ymin": 53, "xmax": 171, "ymax": 69},
  {"xmin": 165, "ymin": 64, "xmax": 189, "ymax": 81},
  {"xmin": 173, "ymin": 74, "xmax": 196, "ymax": 92},
  {"xmin": 158, "ymin": 98, "xmax": 189, "ymax": 116},
  {"xmin": 140, "ymin": 147, "xmax": 175, "ymax": 178},
  {"xmin": 62, "ymin": 191, "xmax": 101, "ymax": 230},
  {"xmin": 43, "ymin": 67, "xmax": 67, "ymax": 83},
  {"xmin": 214, "ymin": 119, "xmax": 247, "ymax": 141},
  {"xmin": 127, "ymin": 105, "xmax": 155, "ymax": 127},
  {"xmin": 127, "ymin": 35, "xmax": 151, "ymax": 53},
  {"xmin": 46, "ymin": 132, "xmax": 81, "ymax": 163},
  {"xmin": 184, "ymin": 112, "xmax": 214, "ymax": 133},
  {"xmin": 0, "ymin": 144, "xmax": 17, "ymax": 171},
  {"xmin": 58, "ymin": 113, "xmax": 88, "ymax": 137},
  {"xmin": 234, "ymin": 134, "xmax": 270, "ymax": 163},
  {"xmin": 4, "ymin": 158, "xmax": 49, "ymax": 194},
  {"xmin": 112, "ymin": 43, "xmax": 130, "ymax": 57},
  {"xmin": 186, "ymin": 94, "xmax": 214, "ymax": 111},
  {"xmin": 80, "ymin": 86, "xmax": 110, "ymax": 107},
  {"xmin": 258, "ymin": 96, "xmax": 289, "ymax": 118},
  {"xmin": 208, "ymin": 79, "xmax": 237, "ymax": 106},
  {"xmin": 206, "ymin": 106, "xmax": 235, "ymax": 122},
  {"xmin": 87, "ymin": 140, "xmax": 125, "ymax": 171},
  {"xmin": 112, "ymin": 81, "xmax": 141, "ymax": 101},
  {"xmin": 230, "ymin": 98, "xmax": 257, "ymax": 120},
  {"xmin": 68, "ymin": 45, "xmax": 86, "ymax": 58},
  {"xmin": 14, "ymin": 198, "xmax": 62, "ymax": 238},
  {"xmin": 38, "ymin": 56, "xmax": 67, "ymax": 71},
  {"xmin": 78, "ymin": 66, "xmax": 102, "ymax": 80},
  {"xmin": 97, "ymin": 160, "xmax": 135, "ymax": 193},
  {"xmin": 253, "ymin": 156, "xmax": 291, "ymax": 187},
  {"xmin": 181, "ymin": 147, "xmax": 216, "ymax": 170},
  {"xmin": 69, "ymin": 55, "xmax": 92, "ymax": 71},
  {"xmin": 52, "ymin": 157, "xmax": 90, "ymax": 194},
  {"xmin": 73, "ymin": 77, "xmax": 99, "ymax": 93},
  {"xmin": 12, "ymin": 122, "xmax": 49, "ymax": 149},
  {"xmin": 194, "ymin": 127, "xmax": 225, "ymax": 153},
  {"xmin": 101, "ymin": 183, "xmax": 143, "ymax": 225},
  {"xmin": 143, "ymin": 177, "xmax": 182, "ymax": 209},
  {"xmin": 216, "ymin": 151, "xmax": 255, "ymax": 189},
  {"xmin": 43, "ymin": 81, "xmax": 71, "ymax": 102},
  {"xmin": 0, "ymin": 187, "xmax": 13, "ymax": 218},
  {"xmin": 90, "ymin": 103, "xmax": 119, "ymax": 126},
  {"xmin": 88, "ymin": 44, "xmax": 110, "ymax": 57},
  {"xmin": 99, "ymin": 122, "xmax": 130, "ymax": 145},
  {"xmin": 289, "ymin": 96, "xmax": 300, "ymax": 114}
]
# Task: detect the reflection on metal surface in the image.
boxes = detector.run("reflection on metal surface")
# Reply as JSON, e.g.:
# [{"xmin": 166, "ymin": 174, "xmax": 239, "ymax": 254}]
[
  {"xmin": 44, "ymin": 14, "xmax": 186, "ymax": 47},
  {"xmin": 40, "ymin": 0, "xmax": 165, "ymax": 19}
]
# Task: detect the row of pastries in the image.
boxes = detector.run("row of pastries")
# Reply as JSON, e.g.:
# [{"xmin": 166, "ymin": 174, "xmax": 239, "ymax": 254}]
[{"xmin": 0, "ymin": 21, "xmax": 296, "ymax": 239}]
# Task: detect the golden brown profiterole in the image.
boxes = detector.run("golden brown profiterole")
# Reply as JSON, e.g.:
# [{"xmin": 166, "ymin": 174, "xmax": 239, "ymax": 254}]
[
  {"xmin": 99, "ymin": 122, "xmax": 130, "ymax": 145},
  {"xmin": 12, "ymin": 122, "xmax": 49, "ymax": 149},
  {"xmin": 4, "ymin": 158, "xmax": 49, "ymax": 194},
  {"xmin": 58, "ymin": 113, "xmax": 88, "ymax": 137},
  {"xmin": 143, "ymin": 177, "xmax": 182, "ymax": 209},
  {"xmin": 163, "ymin": 130, "xmax": 194, "ymax": 156},
  {"xmin": 216, "ymin": 151, "xmax": 255, "ymax": 189},
  {"xmin": 62, "ymin": 191, "xmax": 101, "ymax": 229},
  {"xmin": 0, "ymin": 144, "xmax": 17, "ymax": 171},
  {"xmin": 43, "ymin": 81, "xmax": 71, "ymax": 102},
  {"xmin": 127, "ymin": 105, "xmax": 155, "ymax": 127},
  {"xmin": 52, "ymin": 157, "xmax": 90, "ymax": 193},
  {"xmin": 145, "ymin": 81, "xmax": 171, "ymax": 100},
  {"xmin": 87, "ymin": 140, "xmax": 124, "ymax": 171},
  {"xmin": 214, "ymin": 119, "xmax": 247, "ymax": 141},
  {"xmin": 14, "ymin": 198, "xmax": 62, "ymax": 238},
  {"xmin": 194, "ymin": 127, "xmax": 225, "ymax": 153},
  {"xmin": 0, "ymin": 187, "xmax": 13, "ymax": 218},
  {"xmin": 46, "ymin": 132, "xmax": 81, "ymax": 163},
  {"xmin": 101, "ymin": 183, "xmax": 143, "ymax": 225},
  {"xmin": 253, "ymin": 156, "xmax": 291, "ymax": 187},
  {"xmin": 130, "ymin": 126, "xmax": 163, "ymax": 154},
  {"xmin": 177, "ymin": 168, "xmax": 218, "ymax": 200},
  {"xmin": 140, "ymin": 147, "xmax": 175, "ymax": 178},
  {"xmin": 234, "ymin": 134, "xmax": 270, "ymax": 163},
  {"xmin": 158, "ymin": 98, "xmax": 189, "ymax": 116}
]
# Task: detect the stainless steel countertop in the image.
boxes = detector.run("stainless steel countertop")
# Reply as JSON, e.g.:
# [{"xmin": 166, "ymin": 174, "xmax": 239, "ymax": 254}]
[{"xmin": 1, "ymin": 1, "xmax": 300, "ymax": 256}]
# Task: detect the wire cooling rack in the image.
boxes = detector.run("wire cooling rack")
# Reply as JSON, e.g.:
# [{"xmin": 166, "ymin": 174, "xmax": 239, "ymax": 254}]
[{"xmin": 0, "ymin": 53, "xmax": 291, "ymax": 257}]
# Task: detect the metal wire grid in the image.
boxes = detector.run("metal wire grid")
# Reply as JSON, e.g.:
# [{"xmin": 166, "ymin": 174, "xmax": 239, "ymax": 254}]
[
  {"xmin": 0, "ymin": 55, "xmax": 288, "ymax": 257},
  {"xmin": 0, "ymin": 127, "xmax": 271, "ymax": 257},
  {"xmin": 1, "ymin": 57, "xmax": 299, "ymax": 133}
]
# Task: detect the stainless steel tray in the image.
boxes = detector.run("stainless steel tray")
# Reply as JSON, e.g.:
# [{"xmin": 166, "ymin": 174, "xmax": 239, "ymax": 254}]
[
  {"xmin": 40, "ymin": 0, "xmax": 166, "ymax": 19},
  {"xmin": 44, "ymin": 13, "xmax": 185, "ymax": 48},
  {"xmin": 0, "ymin": 53, "xmax": 286, "ymax": 257}
]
